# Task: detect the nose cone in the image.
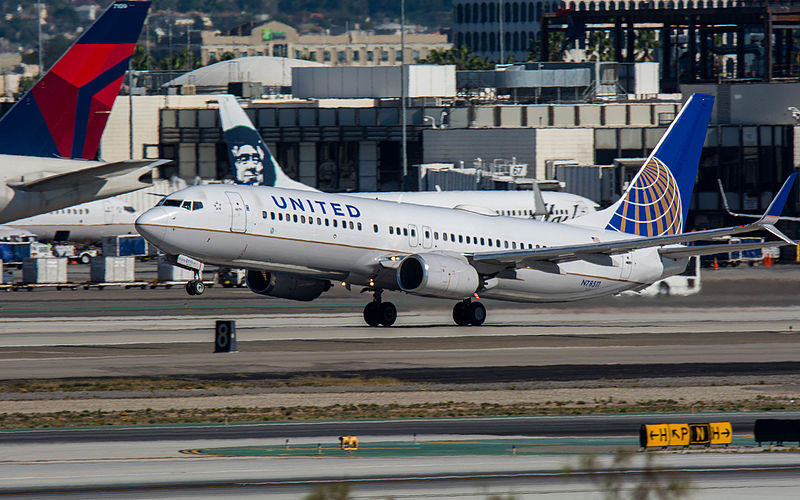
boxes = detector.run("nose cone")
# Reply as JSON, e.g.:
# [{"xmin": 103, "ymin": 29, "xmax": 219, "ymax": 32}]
[{"xmin": 134, "ymin": 207, "xmax": 170, "ymax": 245}]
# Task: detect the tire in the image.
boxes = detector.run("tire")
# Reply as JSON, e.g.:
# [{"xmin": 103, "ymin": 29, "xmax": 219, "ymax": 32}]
[
  {"xmin": 80, "ymin": 253, "xmax": 91, "ymax": 265},
  {"xmin": 378, "ymin": 302, "xmax": 397, "ymax": 327},
  {"xmin": 193, "ymin": 280, "xmax": 206, "ymax": 295},
  {"xmin": 466, "ymin": 301, "xmax": 486, "ymax": 326},
  {"xmin": 363, "ymin": 302, "xmax": 381, "ymax": 327},
  {"xmin": 185, "ymin": 282, "xmax": 196, "ymax": 296},
  {"xmin": 658, "ymin": 282, "xmax": 670, "ymax": 296},
  {"xmin": 452, "ymin": 301, "xmax": 470, "ymax": 326}
]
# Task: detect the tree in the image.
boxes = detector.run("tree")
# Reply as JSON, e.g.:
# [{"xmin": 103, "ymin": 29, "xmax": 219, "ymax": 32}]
[
  {"xmin": 529, "ymin": 31, "xmax": 567, "ymax": 62},
  {"xmin": 587, "ymin": 31, "xmax": 614, "ymax": 61},
  {"xmin": 419, "ymin": 46, "xmax": 492, "ymax": 70},
  {"xmin": 132, "ymin": 45, "xmax": 158, "ymax": 71},
  {"xmin": 635, "ymin": 30, "xmax": 660, "ymax": 62}
]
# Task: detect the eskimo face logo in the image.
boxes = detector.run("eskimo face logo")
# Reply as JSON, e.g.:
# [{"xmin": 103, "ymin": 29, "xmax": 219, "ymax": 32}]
[
  {"xmin": 231, "ymin": 144, "xmax": 265, "ymax": 185},
  {"xmin": 606, "ymin": 157, "xmax": 682, "ymax": 237}
]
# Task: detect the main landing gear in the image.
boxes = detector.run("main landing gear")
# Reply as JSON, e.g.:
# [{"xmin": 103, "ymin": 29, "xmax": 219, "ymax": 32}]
[
  {"xmin": 185, "ymin": 270, "xmax": 205, "ymax": 296},
  {"xmin": 452, "ymin": 299, "xmax": 486, "ymax": 326},
  {"xmin": 363, "ymin": 289, "xmax": 397, "ymax": 327}
]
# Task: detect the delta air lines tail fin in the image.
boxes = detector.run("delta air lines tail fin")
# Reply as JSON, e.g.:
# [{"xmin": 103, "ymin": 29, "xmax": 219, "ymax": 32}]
[
  {"xmin": 0, "ymin": 1, "xmax": 151, "ymax": 160},
  {"xmin": 217, "ymin": 94, "xmax": 316, "ymax": 191},
  {"xmin": 569, "ymin": 93, "xmax": 715, "ymax": 236}
]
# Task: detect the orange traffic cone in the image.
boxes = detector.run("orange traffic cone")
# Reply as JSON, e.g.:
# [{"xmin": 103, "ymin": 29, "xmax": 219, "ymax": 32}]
[
  {"xmin": 713, "ymin": 257, "xmax": 719, "ymax": 270},
  {"xmin": 765, "ymin": 254, "xmax": 774, "ymax": 267}
]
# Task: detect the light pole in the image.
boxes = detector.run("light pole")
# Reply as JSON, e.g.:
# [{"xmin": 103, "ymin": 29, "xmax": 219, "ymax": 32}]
[
  {"xmin": 37, "ymin": 1, "xmax": 42, "ymax": 75},
  {"xmin": 401, "ymin": 0, "xmax": 408, "ymax": 190}
]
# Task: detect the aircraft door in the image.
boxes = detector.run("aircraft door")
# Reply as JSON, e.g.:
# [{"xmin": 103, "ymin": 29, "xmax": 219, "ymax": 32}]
[
  {"xmin": 421, "ymin": 225, "xmax": 432, "ymax": 249},
  {"xmin": 408, "ymin": 224, "xmax": 418, "ymax": 247},
  {"xmin": 620, "ymin": 252, "xmax": 633, "ymax": 280},
  {"xmin": 103, "ymin": 200, "xmax": 113, "ymax": 224},
  {"xmin": 225, "ymin": 191, "xmax": 247, "ymax": 233}
]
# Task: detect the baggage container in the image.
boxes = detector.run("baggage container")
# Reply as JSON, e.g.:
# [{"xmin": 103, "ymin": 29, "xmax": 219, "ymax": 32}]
[
  {"xmin": 157, "ymin": 256, "xmax": 195, "ymax": 281},
  {"xmin": 102, "ymin": 235, "xmax": 148, "ymax": 257},
  {"xmin": 91, "ymin": 256, "xmax": 135, "ymax": 283},
  {"xmin": 22, "ymin": 258, "xmax": 67, "ymax": 284}
]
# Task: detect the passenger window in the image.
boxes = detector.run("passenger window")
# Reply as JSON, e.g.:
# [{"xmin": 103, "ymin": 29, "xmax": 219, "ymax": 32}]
[
  {"xmin": 466, "ymin": 236, "xmax": 471, "ymax": 244},
  {"xmin": 293, "ymin": 214, "xmax": 298, "ymax": 223},
  {"xmin": 373, "ymin": 224, "xmax": 379, "ymax": 233},
  {"xmin": 434, "ymin": 232, "xmax": 438, "ymax": 240},
  {"xmin": 396, "ymin": 227, "xmax": 401, "ymax": 235},
  {"xmin": 343, "ymin": 220, "xmax": 347, "ymax": 228},
  {"xmin": 480, "ymin": 237, "xmax": 485, "ymax": 245},
  {"xmin": 411, "ymin": 229, "xmax": 416, "ymax": 237},
  {"xmin": 443, "ymin": 233, "xmax": 448, "ymax": 241},
  {"xmin": 301, "ymin": 215, "xmax": 306, "ymax": 223},
  {"xmin": 317, "ymin": 217, "xmax": 322, "ymax": 225},
  {"xmin": 271, "ymin": 212, "xmax": 276, "ymax": 220},
  {"xmin": 488, "ymin": 239, "xmax": 493, "ymax": 247},
  {"xmin": 349, "ymin": 221, "xmax": 354, "ymax": 230},
  {"xmin": 357, "ymin": 222, "xmax": 362, "ymax": 231},
  {"xmin": 496, "ymin": 239, "xmax": 501, "ymax": 247},
  {"xmin": 450, "ymin": 233, "xmax": 455, "ymax": 241},
  {"xmin": 458, "ymin": 235, "xmax": 463, "ymax": 243},
  {"xmin": 512, "ymin": 242, "xmax": 517, "ymax": 249},
  {"xmin": 389, "ymin": 227, "xmax": 394, "ymax": 235},
  {"xmin": 528, "ymin": 243, "xmax": 533, "ymax": 249},
  {"xmin": 403, "ymin": 228, "xmax": 408, "ymax": 236},
  {"xmin": 325, "ymin": 219, "xmax": 330, "ymax": 226},
  {"xmin": 425, "ymin": 230, "xmax": 430, "ymax": 239},
  {"xmin": 333, "ymin": 220, "xmax": 338, "ymax": 227},
  {"xmin": 262, "ymin": 211, "xmax": 267, "ymax": 219},
  {"xmin": 278, "ymin": 213, "xmax": 283, "ymax": 221}
]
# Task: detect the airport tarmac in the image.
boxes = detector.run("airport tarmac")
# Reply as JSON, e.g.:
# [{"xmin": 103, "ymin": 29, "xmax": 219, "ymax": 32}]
[{"xmin": 2, "ymin": 265, "xmax": 800, "ymax": 498}]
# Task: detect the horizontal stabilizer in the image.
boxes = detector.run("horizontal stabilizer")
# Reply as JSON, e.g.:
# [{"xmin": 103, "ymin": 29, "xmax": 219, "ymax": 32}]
[{"xmin": 8, "ymin": 159, "xmax": 169, "ymax": 192}]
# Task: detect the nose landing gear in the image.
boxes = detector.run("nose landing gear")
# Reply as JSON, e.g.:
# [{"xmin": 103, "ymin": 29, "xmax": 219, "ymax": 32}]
[
  {"xmin": 452, "ymin": 299, "xmax": 486, "ymax": 326},
  {"xmin": 363, "ymin": 289, "xmax": 397, "ymax": 327}
]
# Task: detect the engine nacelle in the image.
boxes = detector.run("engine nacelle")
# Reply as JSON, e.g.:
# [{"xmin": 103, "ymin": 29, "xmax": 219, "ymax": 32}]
[
  {"xmin": 397, "ymin": 253, "xmax": 479, "ymax": 299},
  {"xmin": 246, "ymin": 270, "xmax": 330, "ymax": 302}
]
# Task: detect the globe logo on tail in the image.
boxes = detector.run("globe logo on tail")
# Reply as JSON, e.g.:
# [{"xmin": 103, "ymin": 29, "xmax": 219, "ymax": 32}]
[{"xmin": 605, "ymin": 157, "xmax": 683, "ymax": 237}]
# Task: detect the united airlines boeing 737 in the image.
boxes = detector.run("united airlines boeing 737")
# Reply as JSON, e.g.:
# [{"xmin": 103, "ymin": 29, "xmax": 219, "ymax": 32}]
[
  {"xmin": 217, "ymin": 95, "xmax": 597, "ymax": 221},
  {"xmin": 136, "ymin": 94, "xmax": 797, "ymax": 326}
]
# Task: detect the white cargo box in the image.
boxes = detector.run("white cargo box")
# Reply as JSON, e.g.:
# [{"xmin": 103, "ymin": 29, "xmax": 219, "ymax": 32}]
[
  {"xmin": 91, "ymin": 256, "xmax": 135, "ymax": 283},
  {"xmin": 157, "ymin": 256, "xmax": 194, "ymax": 281},
  {"xmin": 22, "ymin": 258, "xmax": 68, "ymax": 284}
]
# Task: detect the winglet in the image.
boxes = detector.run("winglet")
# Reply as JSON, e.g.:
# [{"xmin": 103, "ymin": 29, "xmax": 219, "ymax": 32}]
[{"xmin": 757, "ymin": 172, "xmax": 797, "ymax": 245}]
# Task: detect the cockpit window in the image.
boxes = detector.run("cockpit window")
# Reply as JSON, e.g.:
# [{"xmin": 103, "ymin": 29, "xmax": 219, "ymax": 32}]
[
  {"xmin": 192, "ymin": 201, "xmax": 203, "ymax": 210},
  {"xmin": 181, "ymin": 201, "xmax": 192, "ymax": 210},
  {"xmin": 163, "ymin": 199, "xmax": 182, "ymax": 207}
]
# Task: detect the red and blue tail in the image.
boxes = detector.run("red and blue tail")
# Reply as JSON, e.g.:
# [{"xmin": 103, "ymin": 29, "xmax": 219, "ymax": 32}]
[{"xmin": 0, "ymin": 1, "xmax": 150, "ymax": 160}]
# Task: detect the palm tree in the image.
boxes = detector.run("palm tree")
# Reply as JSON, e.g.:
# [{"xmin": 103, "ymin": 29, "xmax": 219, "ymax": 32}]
[
  {"xmin": 587, "ymin": 31, "xmax": 613, "ymax": 61},
  {"xmin": 419, "ymin": 46, "xmax": 492, "ymax": 70}
]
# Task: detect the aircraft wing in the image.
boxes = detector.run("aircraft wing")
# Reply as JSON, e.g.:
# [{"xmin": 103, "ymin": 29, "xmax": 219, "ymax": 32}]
[
  {"xmin": 8, "ymin": 159, "xmax": 170, "ymax": 192},
  {"xmin": 658, "ymin": 240, "xmax": 789, "ymax": 259},
  {"xmin": 470, "ymin": 222, "xmax": 785, "ymax": 267}
]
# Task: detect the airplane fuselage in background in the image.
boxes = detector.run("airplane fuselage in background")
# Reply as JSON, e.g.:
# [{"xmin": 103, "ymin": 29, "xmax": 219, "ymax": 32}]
[
  {"xmin": 136, "ymin": 184, "xmax": 680, "ymax": 303},
  {"xmin": 350, "ymin": 190, "xmax": 597, "ymax": 222}
]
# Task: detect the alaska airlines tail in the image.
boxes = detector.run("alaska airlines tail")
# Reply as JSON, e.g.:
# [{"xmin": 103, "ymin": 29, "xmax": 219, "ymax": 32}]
[
  {"xmin": 217, "ymin": 94, "xmax": 315, "ymax": 191},
  {"xmin": 0, "ymin": 0, "xmax": 150, "ymax": 160},
  {"xmin": 570, "ymin": 93, "xmax": 714, "ymax": 236}
]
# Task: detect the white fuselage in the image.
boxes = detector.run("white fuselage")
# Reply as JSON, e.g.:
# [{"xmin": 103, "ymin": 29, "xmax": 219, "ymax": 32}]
[
  {"xmin": 136, "ymin": 185, "xmax": 685, "ymax": 303},
  {"xmin": 350, "ymin": 190, "xmax": 597, "ymax": 222},
  {"xmin": 0, "ymin": 154, "xmax": 151, "ymax": 223},
  {"xmin": 5, "ymin": 198, "xmax": 139, "ymax": 243}
]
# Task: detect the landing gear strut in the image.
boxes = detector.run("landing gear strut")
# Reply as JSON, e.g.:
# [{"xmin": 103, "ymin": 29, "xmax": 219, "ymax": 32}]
[
  {"xmin": 185, "ymin": 270, "xmax": 205, "ymax": 296},
  {"xmin": 453, "ymin": 299, "xmax": 486, "ymax": 326},
  {"xmin": 363, "ymin": 289, "xmax": 397, "ymax": 327}
]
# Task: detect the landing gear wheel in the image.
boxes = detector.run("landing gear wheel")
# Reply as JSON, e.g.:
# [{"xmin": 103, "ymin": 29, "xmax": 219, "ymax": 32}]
[
  {"xmin": 363, "ymin": 302, "xmax": 381, "ymax": 327},
  {"xmin": 79, "ymin": 253, "xmax": 91, "ymax": 265},
  {"xmin": 466, "ymin": 301, "xmax": 486, "ymax": 326},
  {"xmin": 378, "ymin": 302, "xmax": 397, "ymax": 327},
  {"xmin": 452, "ymin": 301, "xmax": 470, "ymax": 326},
  {"xmin": 186, "ymin": 280, "xmax": 205, "ymax": 296}
]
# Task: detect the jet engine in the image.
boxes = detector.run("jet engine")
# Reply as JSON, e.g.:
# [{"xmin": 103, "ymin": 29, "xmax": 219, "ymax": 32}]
[
  {"xmin": 246, "ymin": 270, "xmax": 331, "ymax": 301},
  {"xmin": 397, "ymin": 253, "xmax": 479, "ymax": 299}
]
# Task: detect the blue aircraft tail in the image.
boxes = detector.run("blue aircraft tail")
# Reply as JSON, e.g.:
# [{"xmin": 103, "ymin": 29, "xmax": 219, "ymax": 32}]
[
  {"xmin": 217, "ymin": 95, "xmax": 315, "ymax": 191},
  {"xmin": 571, "ymin": 93, "xmax": 714, "ymax": 236},
  {"xmin": 0, "ymin": 1, "xmax": 150, "ymax": 160}
]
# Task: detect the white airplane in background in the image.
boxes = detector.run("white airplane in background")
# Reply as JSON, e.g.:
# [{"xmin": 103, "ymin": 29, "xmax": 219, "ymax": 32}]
[
  {"xmin": 0, "ymin": 1, "xmax": 168, "ymax": 224},
  {"xmin": 216, "ymin": 95, "xmax": 598, "ymax": 222},
  {"xmin": 5, "ymin": 198, "xmax": 138, "ymax": 243},
  {"xmin": 136, "ymin": 93, "xmax": 797, "ymax": 327}
]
